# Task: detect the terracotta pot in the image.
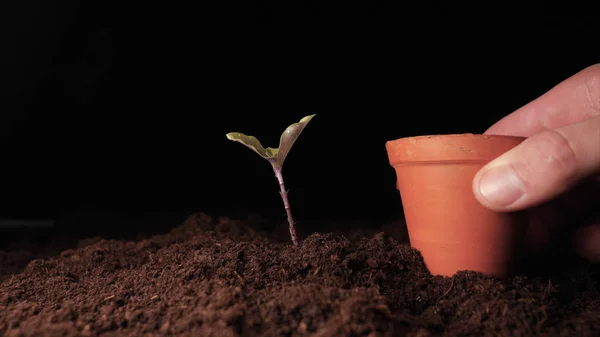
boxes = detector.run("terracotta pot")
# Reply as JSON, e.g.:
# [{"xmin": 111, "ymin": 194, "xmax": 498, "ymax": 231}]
[{"xmin": 386, "ymin": 133, "xmax": 527, "ymax": 277}]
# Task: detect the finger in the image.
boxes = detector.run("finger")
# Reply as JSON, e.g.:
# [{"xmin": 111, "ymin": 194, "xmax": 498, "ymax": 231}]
[
  {"xmin": 473, "ymin": 115, "xmax": 600, "ymax": 212},
  {"xmin": 485, "ymin": 63, "xmax": 600, "ymax": 137},
  {"xmin": 573, "ymin": 222, "xmax": 600, "ymax": 263},
  {"xmin": 525, "ymin": 178, "xmax": 600, "ymax": 253}
]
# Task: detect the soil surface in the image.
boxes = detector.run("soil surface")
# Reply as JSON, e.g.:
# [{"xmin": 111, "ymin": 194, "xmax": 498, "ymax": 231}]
[{"xmin": 1, "ymin": 212, "xmax": 600, "ymax": 336}]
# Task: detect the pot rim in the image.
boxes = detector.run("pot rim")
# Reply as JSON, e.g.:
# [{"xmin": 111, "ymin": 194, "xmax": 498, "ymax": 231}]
[
  {"xmin": 388, "ymin": 133, "xmax": 525, "ymax": 141},
  {"xmin": 385, "ymin": 133, "xmax": 526, "ymax": 165}
]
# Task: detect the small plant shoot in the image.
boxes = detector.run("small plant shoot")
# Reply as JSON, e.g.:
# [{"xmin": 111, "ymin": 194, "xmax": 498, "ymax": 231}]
[{"xmin": 226, "ymin": 114, "xmax": 315, "ymax": 246}]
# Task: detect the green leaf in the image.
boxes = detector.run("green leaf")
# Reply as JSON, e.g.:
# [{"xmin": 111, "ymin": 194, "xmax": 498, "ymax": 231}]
[
  {"xmin": 226, "ymin": 114, "xmax": 315, "ymax": 167},
  {"xmin": 276, "ymin": 114, "xmax": 315, "ymax": 167},
  {"xmin": 225, "ymin": 132, "xmax": 277, "ymax": 160}
]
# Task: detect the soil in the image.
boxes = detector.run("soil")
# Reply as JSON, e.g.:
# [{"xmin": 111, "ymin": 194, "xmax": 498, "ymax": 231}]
[{"xmin": 1, "ymin": 211, "xmax": 600, "ymax": 337}]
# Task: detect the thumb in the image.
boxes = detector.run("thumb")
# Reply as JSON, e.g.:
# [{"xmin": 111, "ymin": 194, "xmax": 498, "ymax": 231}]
[{"xmin": 473, "ymin": 115, "xmax": 600, "ymax": 212}]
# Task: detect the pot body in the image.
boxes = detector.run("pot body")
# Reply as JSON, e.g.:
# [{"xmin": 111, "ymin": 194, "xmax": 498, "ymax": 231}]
[{"xmin": 386, "ymin": 134, "xmax": 526, "ymax": 277}]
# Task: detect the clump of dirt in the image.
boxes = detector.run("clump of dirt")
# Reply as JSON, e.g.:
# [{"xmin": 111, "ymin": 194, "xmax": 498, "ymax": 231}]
[{"xmin": 1, "ymin": 212, "xmax": 600, "ymax": 336}]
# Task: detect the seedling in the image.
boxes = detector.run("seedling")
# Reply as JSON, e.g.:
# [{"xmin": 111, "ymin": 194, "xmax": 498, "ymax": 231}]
[{"xmin": 226, "ymin": 114, "xmax": 315, "ymax": 246}]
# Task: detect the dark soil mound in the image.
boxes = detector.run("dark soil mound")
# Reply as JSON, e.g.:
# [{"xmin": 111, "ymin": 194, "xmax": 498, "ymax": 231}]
[{"xmin": 1, "ymin": 212, "xmax": 600, "ymax": 336}]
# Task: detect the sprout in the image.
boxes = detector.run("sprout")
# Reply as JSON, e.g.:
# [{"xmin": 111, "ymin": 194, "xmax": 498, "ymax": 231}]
[{"xmin": 226, "ymin": 114, "xmax": 315, "ymax": 246}]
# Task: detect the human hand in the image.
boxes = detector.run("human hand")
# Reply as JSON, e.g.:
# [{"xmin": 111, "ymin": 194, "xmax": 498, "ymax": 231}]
[{"xmin": 472, "ymin": 64, "xmax": 600, "ymax": 262}]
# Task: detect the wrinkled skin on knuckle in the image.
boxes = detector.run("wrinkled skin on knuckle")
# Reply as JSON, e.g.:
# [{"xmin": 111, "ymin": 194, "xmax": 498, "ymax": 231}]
[
  {"xmin": 581, "ymin": 63, "xmax": 600, "ymax": 114},
  {"xmin": 531, "ymin": 129, "xmax": 580, "ymax": 187}
]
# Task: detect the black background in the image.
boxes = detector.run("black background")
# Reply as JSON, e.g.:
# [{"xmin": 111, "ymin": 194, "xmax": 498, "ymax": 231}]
[{"xmin": 0, "ymin": 2, "xmax": 598, "ymax": 230}]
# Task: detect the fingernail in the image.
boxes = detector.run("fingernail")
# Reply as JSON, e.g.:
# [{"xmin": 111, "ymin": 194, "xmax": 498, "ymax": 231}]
[{"xmin": 477, "ymin": 165, "xmax": 525, "ymax": 207}]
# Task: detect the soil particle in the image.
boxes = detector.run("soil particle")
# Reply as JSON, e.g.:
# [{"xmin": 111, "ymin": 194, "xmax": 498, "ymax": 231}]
[{"xmin": 1, "ymin": 212, "xmax": 600, "ymax": 336}]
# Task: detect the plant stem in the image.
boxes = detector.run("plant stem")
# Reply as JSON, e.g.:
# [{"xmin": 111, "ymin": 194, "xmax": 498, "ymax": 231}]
[{"xmin": 270, "ymin": 161, "xmax": 299, "ymax": 246}]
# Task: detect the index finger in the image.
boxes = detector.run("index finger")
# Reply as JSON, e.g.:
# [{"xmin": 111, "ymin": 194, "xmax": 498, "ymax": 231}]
[{"xmin": 485, "ymin": 64, "xmax": 600, "ymax": 137}]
